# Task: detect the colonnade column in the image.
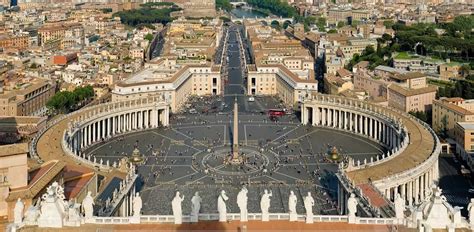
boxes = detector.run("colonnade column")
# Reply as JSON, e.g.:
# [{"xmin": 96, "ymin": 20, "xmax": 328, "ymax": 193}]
[
  {"xmin": 315, "ymin": 107, "xmax": 320, "ymax": 126},
  {"xmin": 322, "ymin": 108, "xmax": 326, "ymax": 126},
  {"xmin": 407, "ymin": 181, "xmax": 413, "ymax": 206},
  {"xmin": 338, "ymin": 110, "xmax": 342, "ymax": 129},
  {"xmin": 349, "ymin": 113, "xmax": 353, "ymax": 132},
  {"xmin": 401, "ymin": 183, "xmax": 406, "ymax": 203},
  {"xmin": 414, "ymin": 177, "xmax": 419, "ymax": 204},
  {"xmin": 364, "ymin": 116, "xmax": 368, "ymax": 136}
]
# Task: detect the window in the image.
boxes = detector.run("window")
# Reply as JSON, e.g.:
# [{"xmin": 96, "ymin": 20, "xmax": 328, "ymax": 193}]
[{"xmin": 0, "ymin": 169, "xmax": 7, "ymax": 184}]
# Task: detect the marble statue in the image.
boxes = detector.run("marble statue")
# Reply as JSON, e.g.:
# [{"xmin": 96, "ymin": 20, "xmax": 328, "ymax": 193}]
[
  {"xmin": 394, "ymin": 193, "xmax": 405, "ymax": 220},
  {"xmin": 38, "ymin": 182, "xmax": 67, "ymax": 228},
  {"xmin": 468, "ymin": 199, "xmax": 474, "ymax": 226},
  {"xmin": 14, "ymin": 198, "xmax": 24, "ymax": 224},
  {"xmin": 237, "ymin": 187, "xmax": 248, "ymax": 222},
  {"xmin": 191, "ymin": 192, "xmax": 202, "ymax": 222},
  {"xmin": 172, "ymin": 192, "xmax": 184, "ymax": 224},
  {"xmin": 347, "ymin": 193, "xmax": 358, "ymax": 223},
  {"xmin": 82, "ymin": 191, "xmax": 95, "ymax": 221},
  {"xmin": 288, "ymin": 191, "xmax": 297, "ymax": 221},
  {"xmin": 66, "ymin": 200, "xmax": 82, "ymax": 226},
  {"xmin": 260, "ymin": 189, "xmax": 272, "ymax": 222},
  {"xmin": 133, "ymin": 192, "xmax": 142, "ymax": 217},
  {"xmin": 304, "ymin": 192, "xmax": 315, "ymax": 224},
  {"xmin": 218, "ymin": 190, "xmax": 229, "ymax": 222},
  {"xmin": 24, "ymin": 202, "xmax": 40, "ymax": 225}
]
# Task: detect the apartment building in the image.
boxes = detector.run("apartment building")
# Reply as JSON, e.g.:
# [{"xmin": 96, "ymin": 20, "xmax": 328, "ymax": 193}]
[
  {"xmin": 439, "ymin": 61, "xmax": 467, "ymax": 80},
  {"xmin": 0, "ymin": 78, "xmax": 56, "ymax": 116},
  {"xmin": 244, "ymin": 22, "xmax": 318, "ymax": 107},
  {"xmin": 432, "ymin": 97, "xmax": 474, "ymax": 136},
  {"xmin": 0, "ymin": 35, "xmax": 30, "ymax": 50},
  {"xmin": 387, "ymin": 72, "xmax": 437, "ymax": 112},
  {"xmin": 454, "ymin": 122, "xmax": 474, "ymax": 170},
  {"xmin": 393, "ymin": 52, "xmax": 443, "ymax": 74},
  {"xmin": 38, "ymin": 23, "xmax": 84, "ymax": 47}
]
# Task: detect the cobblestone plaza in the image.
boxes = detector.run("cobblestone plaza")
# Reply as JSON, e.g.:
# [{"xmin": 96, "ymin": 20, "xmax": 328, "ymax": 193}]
[{"xmin": 86, "ymin": 110, "xmax": 385, "ymax": 216}]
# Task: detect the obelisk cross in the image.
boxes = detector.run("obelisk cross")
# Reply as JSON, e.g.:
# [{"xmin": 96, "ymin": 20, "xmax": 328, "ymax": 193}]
[{"xmin": 232, "ymin": 97, "xmax": 239, "ymax": 160}]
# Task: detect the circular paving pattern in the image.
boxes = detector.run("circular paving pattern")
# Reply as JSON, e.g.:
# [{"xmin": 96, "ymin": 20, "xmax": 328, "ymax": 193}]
[{"xmin": 193, "ymin": 145, "xmax": 279, "ymax": 182}]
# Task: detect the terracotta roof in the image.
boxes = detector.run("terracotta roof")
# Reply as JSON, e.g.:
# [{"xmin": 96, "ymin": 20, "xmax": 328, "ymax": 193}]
[
  {"xmin": 434, "ymin": 99, "xmax": 474, "ymax": 116},
  {"xmin": 388, "ymin": 84, "xmax": 437, "ymax": 97},
  {"xmin": 358, "ymin": 184, "xmax": 389, "ymax": 208},
  {"xmin": 354, "ymin": 61, "xmax": 369, "ymax": 69},
  {"xmin": 64, "ymin": 173, "xmax": 94, "ymax": 199},
  {"xmin": 6, "ymin": 160, "xmax": 65, "ymax": 201},
  {"xmin": 337, "ymin": 68, "xmax": 352, "ymax": 77}
]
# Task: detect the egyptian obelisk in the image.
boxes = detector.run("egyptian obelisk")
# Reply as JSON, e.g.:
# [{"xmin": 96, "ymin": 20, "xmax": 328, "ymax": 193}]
[{"xmin": 232, "ymin": 98, "xmax": 239, "ymax": 160}]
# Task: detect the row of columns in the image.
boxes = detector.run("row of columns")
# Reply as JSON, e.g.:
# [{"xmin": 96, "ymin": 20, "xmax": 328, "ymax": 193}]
[
  {"xmin": 68, "ymin": 107, "xmax": 169, "ymax": 155},
  {"xmin": 303, "ymin": 106, "xmax": 401, "ymax": 149},
  {"xmin": 383, "ymin": 161, "xmax": 439, "ymax": 206}
]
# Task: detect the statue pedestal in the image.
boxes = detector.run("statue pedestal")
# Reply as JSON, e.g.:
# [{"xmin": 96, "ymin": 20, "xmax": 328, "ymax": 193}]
[
  {"xmin": 348, "ymin": 215, "xmax": 357, "ymax": 224},
  {"xmin": 261, "ymin": 213, "xmax": 269, "ymax": 222},
  {"xmin": 130, "ymin": 216, "xmax": 140, "ymax": 224},
  {"xmin": 190, "ymin": 214, "xmax": 199, "ymax": 223},
  {"xmin": 306, "ymin": 214, "xmax": 314, "ymax": 224},
  {"xmin": 289, "ymin": 213, "xmax": 297, "ymax": 222},
  {"xmin": 37, "ymin": 200, "xmax": 65, "ymax": 228},
  {"xmin": 83, "ymin": 217, "xmax": 96, "ymax": 224}
]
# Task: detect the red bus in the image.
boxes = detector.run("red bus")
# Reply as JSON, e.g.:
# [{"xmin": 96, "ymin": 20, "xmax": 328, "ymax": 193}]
[{"xmin": 268, "ymin": 109, "xmax": 286, "ymax": 117}]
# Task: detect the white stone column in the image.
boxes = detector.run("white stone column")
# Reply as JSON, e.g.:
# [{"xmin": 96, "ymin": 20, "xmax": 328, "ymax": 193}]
[
  {"xmin": 91, "ymin": 122, "xmax": 96, "ymax": 143},
  {"xmin": 322, "ymin": 108, "xmax": 326, "ymax": 126},
  {"xmin": 369, "ymin": 118, "xmax": 373, "ymax": 138},
  {"xmin": 414, "ymin": 177, "xmax": 419, "ymax": 204},
  {"xmin": 138, "ymin": 111, "xmax": 142, "ymax": 129},
  {"xmin": 338, "ymin": 110, "xmax": 342, "ymax": 129},
  {"xmin": 375, "ymin": 120, "xmax": 380, "ymax": 141},
  {"xmin": 87, "ymin": 124, "xmax": 92, "ymax": 146},
  {"xmin": 164, "ymin": 107, "xmax": 170, "ymax": 126},
  {"xmin": 401, "ymin": 183, "xmax": 406, "ymax": 203},
  {"xmin": 364, "ymin": 116, "xmax": 368, "ymax": 136},
  {"xmin": 407, "ymin": 181, "xmax": 413, "ymax": 206},
  {"xmin": 147, "ymin": 110, "xmax": 151, "ymax": 128},
  {"xmin": 349, "ymin": 112, "xmax": 353, "ymax": 132},
  {"xmin": 315, "ymin": 107, "xmax": 320, "ymax": 126}
]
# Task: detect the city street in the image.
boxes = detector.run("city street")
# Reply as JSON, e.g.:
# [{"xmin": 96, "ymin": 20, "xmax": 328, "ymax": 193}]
[{"xmin": 438, "ymin": 153, "xmax": 473, "ymax": 215}]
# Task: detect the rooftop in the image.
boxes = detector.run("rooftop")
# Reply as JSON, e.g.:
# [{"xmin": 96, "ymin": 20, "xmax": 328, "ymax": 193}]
[
  {"xmin": 388, "ymin": 84, "xmax": 437, "ymax": 97},
  {"xmin": 0, "ymin": 143, "xmax": 28, "ymax": 157},
  {"xmin": 457, "ymin": 122, "xmax": 474, "ymax": 130}
]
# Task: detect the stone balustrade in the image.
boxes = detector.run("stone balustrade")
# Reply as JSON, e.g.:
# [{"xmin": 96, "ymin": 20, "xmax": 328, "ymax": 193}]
[{"xmin": 88, "ymin": 213, "xmax": 403, "ymax": 225}]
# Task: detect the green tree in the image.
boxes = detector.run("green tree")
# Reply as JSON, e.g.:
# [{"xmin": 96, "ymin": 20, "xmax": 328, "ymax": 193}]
[
  {"xmin": 144, "ymin": 33, "xmax": 154, "ymax": 42},
  {"xmin": 246, "ymin": 0, "xmax": 298, "ymax": 18},
  {"xmin": 383, "ymin": 20, "xmax": 394, "ymax": 29},
  {"xmin": 316, "ymin": 17, "xmax": 326, "ymax": 31},
  {"xmin": 216, "ymin": 0, "xmax": 232, "ymax": 12},
  {"xmin": 337, "ymin": 21, "xmax": 345, "ymax": 28}
]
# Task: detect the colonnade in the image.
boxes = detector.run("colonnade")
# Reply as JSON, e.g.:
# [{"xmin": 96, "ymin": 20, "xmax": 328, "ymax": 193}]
[
  {"xmin": 302, "ymin": 106, "xmax": 401, "ymax": 150},
  {"xmin": 301, "ymin": 95, "xmax": 440, "ymax": 211},
  {"xmin": 64, "ymin": 100, "xmax": 170, "ymax": 158},
  {"xmin": 383, "ymin": 164, "xmax": 439, "ymax": 206}
]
